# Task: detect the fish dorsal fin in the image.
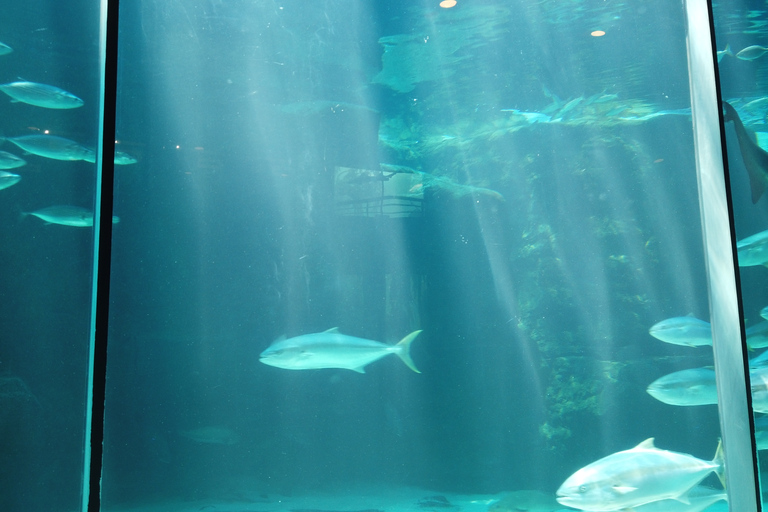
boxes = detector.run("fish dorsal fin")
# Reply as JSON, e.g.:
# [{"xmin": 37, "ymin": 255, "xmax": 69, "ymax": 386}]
[
  {"xmin": 612, "ymin": 485, "xmax": 638, "ymax": 494},
  {"xmin": 324, "ymin": 327, "xmax": 340, "ymax": 334},
  {"xmin": 635, "ymin": 438, "xmax": 655, "ymax": 450}
]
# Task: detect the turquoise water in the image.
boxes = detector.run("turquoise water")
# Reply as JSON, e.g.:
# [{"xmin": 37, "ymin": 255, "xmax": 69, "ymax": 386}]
[{"xmin": 1, "ymin": 0, "xmax": 767, "ymax": 510}]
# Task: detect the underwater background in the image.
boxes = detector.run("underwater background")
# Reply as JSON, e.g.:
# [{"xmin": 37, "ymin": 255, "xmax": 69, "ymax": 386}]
[{"xmin": 1, "ymin": 0, "xmax": 767, "ymax": 510}]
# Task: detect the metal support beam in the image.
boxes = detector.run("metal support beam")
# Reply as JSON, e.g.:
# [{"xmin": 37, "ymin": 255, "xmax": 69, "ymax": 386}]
[{"xmin": 684, "ymin": 0, "xmax": 761, "ymax": 510}]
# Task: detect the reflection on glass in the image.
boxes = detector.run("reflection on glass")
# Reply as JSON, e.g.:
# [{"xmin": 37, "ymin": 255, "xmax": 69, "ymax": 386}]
[
  {"xmin": 104, "ymin": 1, "xmax": 729, "ymax": 511},
  {"xmin": 0, "ymin": 1, "xmax": 103, "ymax": 511}
]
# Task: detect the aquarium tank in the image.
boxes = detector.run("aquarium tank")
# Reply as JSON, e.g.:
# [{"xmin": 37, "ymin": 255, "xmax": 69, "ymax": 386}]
[{"xmin": 1, "ymin": 0, "xmax": 767, "ymax": 511}]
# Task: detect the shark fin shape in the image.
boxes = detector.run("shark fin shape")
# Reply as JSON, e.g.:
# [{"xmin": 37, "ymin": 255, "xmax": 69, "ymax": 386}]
[
  {"xmin": 634, "ymin": 438, "xmax": 656, "ymax": 450},
  {"xmin": 724, "ymin": 101, "xmax": 768, "ymax": 203}
]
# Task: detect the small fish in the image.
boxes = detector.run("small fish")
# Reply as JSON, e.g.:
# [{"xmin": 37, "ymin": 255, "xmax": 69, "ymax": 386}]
[
  {"xmin": 0, "ymin": 150, "xmax": 26, "ymax": 169},
  {"xmin": 750, "ymin": 366, "xmax": 768, "ymax": 413},
  {"xmin": 0, "ymin": 81, "xmax": 83, "ymax": 109},
  {"xmin": 0, "ymin": 42, "xmax": 12, "ymax": 56},
  {"xmin": 260, "ymin": 327, "xmax": 422, "ymax": 373},
  {"xmin": 114, "ymin": 150, "xmax": 137, "ymax": 165},
  {"xmin": 556, "ymin": 438, "xmax": 723, "ymax": 511},
  {"xmin": 761, "ymin": 305, "xmax": 768, "ymax": 321},
  {"xmin": 5, "ymin": 134, "xmax": 93, "ymax": 162},
  {"xmin": 0, "ymin": 171, "xmax": 20, "ymax": 191},
  {"xmin": 747, "ymin": 321, "xmax": 768, "ymax": 349},
  {"xmin": 737, "ymin": 229, "xmax": 768, "ymax": 266},
  {"xmin": 736, "ymin": 44, "xmax": 768, "ymax": 60},
  {"xmin": 82, "ymin": 149, "xmax": 138, "ymax": 165},
  {"xmin": 179, "ymin": 426, "xmax": 239, "ymax": 445},
  {"xmin": 723, "ymin": 101, "xmax": 768, "ymax": 203},
  {"xmin": 646, "ymin": 367, "xmax": 717, "ymax": 406},
  {"xmin": 717, "ymin": 43, "xmax": 732, "ymax": 62},
  {"xmin": 648, "ymin": 316, "xmax": 712, "ymax": 347},
  {"xmin": 23, "ymin": 205, "xmax": 120, "ymax": 227}
]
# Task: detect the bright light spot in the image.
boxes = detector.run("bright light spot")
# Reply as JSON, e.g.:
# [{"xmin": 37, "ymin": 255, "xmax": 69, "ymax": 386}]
[
  {"xmin": 440, "ymin": 0, "xmax": 457, "ymax": 7},
  {"xmin": 591, "ymin": 30, "xmax": 606, "ymax": 37},
  {"xmin": 175, "ymin": 145, "xmax": 180, "ymax": 149},
  {"xmin": 44, "ymin": 129, "xmax": 50, "ymax": 134}
]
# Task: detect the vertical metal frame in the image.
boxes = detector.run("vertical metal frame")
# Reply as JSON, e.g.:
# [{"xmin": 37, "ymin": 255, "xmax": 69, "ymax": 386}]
[
  {"xmin": 685, "ymin": 0, "xmax": 761, "ymax": 509},
  {"xmin": 82, "ymin": 0, "xmax": 119, "ymax": 510}
]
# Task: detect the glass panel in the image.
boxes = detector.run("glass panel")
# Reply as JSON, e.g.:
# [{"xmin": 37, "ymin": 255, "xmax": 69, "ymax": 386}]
[
  {"xmin": 0, "ymin": 1, "xmax": 103, "ymax": 511},
  {"xmin": 104, "ymin": 1, "xmax": 729, "ymax": 511},
  {"xmin": 712, "ymin": 0, "xmax": 768, "ymax": 506}
]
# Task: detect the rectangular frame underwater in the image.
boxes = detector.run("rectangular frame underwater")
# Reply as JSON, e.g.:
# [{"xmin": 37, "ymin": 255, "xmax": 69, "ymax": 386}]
[{"xmin": 2, "ymin": 0, "xmax": 768, "ymax": 511}]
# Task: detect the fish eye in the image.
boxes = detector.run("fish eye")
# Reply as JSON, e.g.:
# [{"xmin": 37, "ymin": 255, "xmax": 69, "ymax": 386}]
[{"xmin": 579, "ymin": 485, "xmax": 587, "ymax": 493}]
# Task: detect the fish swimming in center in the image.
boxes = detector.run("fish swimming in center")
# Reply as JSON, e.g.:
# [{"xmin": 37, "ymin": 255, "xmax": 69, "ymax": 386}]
[
  {"xmin": 723, "ymin": 101, "xmax": 768, "ymax": 203},
  {"xmin": 260, "ymin": 327, "xmax": 422, "ymax": 373},
  {"xmin": 556, "ymin": 438, "xmax": 723, "ymax": 511}
]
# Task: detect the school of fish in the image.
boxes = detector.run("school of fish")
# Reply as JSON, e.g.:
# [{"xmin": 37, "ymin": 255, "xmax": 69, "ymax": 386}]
[{"xmin": 0, "ymin": 40, "xmax": 136, "ymax": 227}]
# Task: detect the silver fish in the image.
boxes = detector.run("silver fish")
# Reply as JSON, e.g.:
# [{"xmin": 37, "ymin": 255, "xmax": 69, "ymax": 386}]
[
  {"xmin": 0, "ymin": 171, "xmax": 20, "ymax": 191},
  {"xmin": 0, "ymin": 42, "xmax": 12, "ymax": 56},
  {"xmin": 260, "ymin": 327, "xmax": 422, "ymax": 373},
  {"xmin": 5, "ymin": 135, "xmax": 93, "ymax": 161},
  {"xmin": 0, "ymin": 81, "xmax": 83, "ymax": 109},
  {"xmin": 717, "ymin": 43, "xmax": 732, "ymax": 62},
  {"xmin": 82, "ymin": 148, "xmax": 138, "ymax": 165},
  {"xmin": 24, "ymin": 205, "xmax": 120, "ymax": 227},
  {"xmin": 648, "ymin": 316, "xmax": 712, "ymax": 347},
  {"xmin": 556, "ymin": 438, "xmax": 723, "ymax": 511},
  {"xmin": 737, "ymin": 229, "xmax": 768, "ymax": 266},
  {"xmin": 736, "ymin": 44, "xmax": 768, "ymax": 60},
  {"xmin": 0, "ymin": 150, "xmax": 25, "ymax": 169},
  {"xmin": 747, "ymin": 321, "xmax": 768, "ymax": 349},
  {"xmin": 762, "ymin": 305, "xmax": 768, "ymax": 321},
  {"xmin": 646, "ymin": 368, "xmax": 717, "ymax": 406}
]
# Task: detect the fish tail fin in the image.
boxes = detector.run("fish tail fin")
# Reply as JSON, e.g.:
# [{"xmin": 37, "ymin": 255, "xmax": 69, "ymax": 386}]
[
  {"xmin": 723, "ymin": 101, "xmax": 737, "ymax": 122},
  {"xmin": 395, "ymin": 330, "xmax": 422, "ymax": 373},
  {"xmin": 713, "ymin": 438, "xmax": 726, "ymax": 489}
]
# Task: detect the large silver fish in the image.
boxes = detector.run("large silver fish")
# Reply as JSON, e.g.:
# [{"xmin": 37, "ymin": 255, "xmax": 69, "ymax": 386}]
[
  {"xmin": 24, "ymin": 205, "xmax": 120, "ymax": 227},
  {"xmin": 5, "ymin": 135, "xmax": 93, "ymax": 161},
  {"xmin": 260, "ymin": 327, "xmax": 422, "ymax": 373},
  {"xmin": 648, "ymin": 316, "xmax": 712, "ymax": 347},
  {"xmin": 0, "ymin": 81, "xmax": 83, "ymax": 109},
  {"xmin": 0, "ymin": 150, "xmax": 26, "ymax": 169},
  {"xmin": 556, "ymin": 438, "xmax": 723, "ymax": 511},
  {"xmin": 0, "ymin": 171, "xmax": 20, "ymax": 191},
  {"xmin": 737, "ymin": 229, "xmax": 768, "ymax": 266},
  {"xmin": 646, "ymin": 368, "xmax": 717, "ymax": 406}
]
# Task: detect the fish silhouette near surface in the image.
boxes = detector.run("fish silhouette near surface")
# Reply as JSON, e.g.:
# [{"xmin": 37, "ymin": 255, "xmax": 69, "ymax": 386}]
[{"xmin": 723, "ymin": 101, "xmax": 768, "ymax": 203}]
